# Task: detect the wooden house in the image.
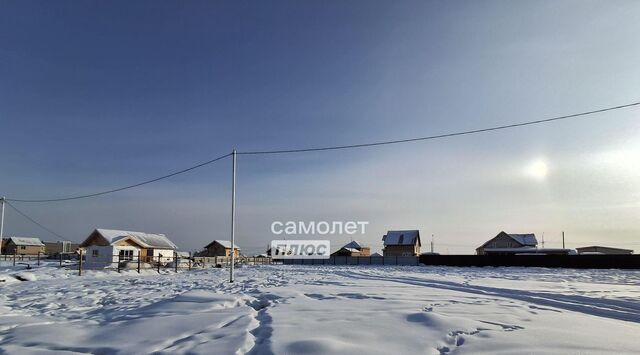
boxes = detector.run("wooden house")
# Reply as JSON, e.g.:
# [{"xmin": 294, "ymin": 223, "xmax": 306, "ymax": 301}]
[
  {"xmin": 203, "ymin": 240, "xmax": 240, "ymax": 257},
  {"xmin": 331, "ymin": 241, "xmax": 371, "ymax": 257},
  {"xmin": 3, "ymin": 237, "xmax": 45, "ymax": 255},
  {"xmin": 79, "ymin": 229, "xmax": 178, "ymax": 267},
  {"xmin": 476, "ymin": 231, "xmax": 538, "ymax": 255},
  {"xmin": 382, "ymin": 230, "xmax": 421, "ymax": 256}
]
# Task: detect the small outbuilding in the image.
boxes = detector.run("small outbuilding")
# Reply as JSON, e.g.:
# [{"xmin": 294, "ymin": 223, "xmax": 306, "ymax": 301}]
[
  {"xmin": 576, "ymin": 246, "xmax": 633, "ymax": 255},
  {"xmin": 331, "ymin": 240, "xmax": 371, "ymax": 257},
  {"xmin": 382, "ymin": 230, "xmax": 421, "ymax": 256},
  {"xmin": 202, "ymin": 240, "xmax": 240, "ymax": 257},
  {"xmin": 44, "ymin": 240, "xmax": 80, "ymax": 256},
  {"xmin": 3, "ymin": 237, "xmax": 45, "ymax": 255}
]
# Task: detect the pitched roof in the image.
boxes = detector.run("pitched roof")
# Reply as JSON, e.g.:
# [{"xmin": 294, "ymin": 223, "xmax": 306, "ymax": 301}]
[
  {"xmin": 9, "ymin": 237, "xmax": 44, "ymax": 246},
  {"xmin": 383, "ymin": 230, "xmax": 421, "ymax": 246},
  {"xmin": 205, "ymin": 240, "xmax": 240, "ymax": 250},
  {"xmin": 477, "ymin": 231, "xmax": 538, "ymax": 250},
  {"xmin": 342, "ymin": 240, "xmax": 364, "ymax": 250},
  {"xmin": 370, "ymin": 252, "xmax": 383, "ymax": 257},
  {"xmin": 506, "ymin": 233, "xmax": 538, "ymax": 247},
  {"xmin": 96, "ymin": 229, "xmax": 177, "ymax": 249}
]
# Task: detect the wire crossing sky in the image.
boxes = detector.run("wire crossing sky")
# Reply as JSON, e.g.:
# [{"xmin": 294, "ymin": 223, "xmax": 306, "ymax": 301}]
[
  {"xmin": 2, "ymin": 1, "xmax": 640, "ymax": 254},
  {"xmin": 6, "ymin": 100, "xmax": 639, "ymax": 203}
]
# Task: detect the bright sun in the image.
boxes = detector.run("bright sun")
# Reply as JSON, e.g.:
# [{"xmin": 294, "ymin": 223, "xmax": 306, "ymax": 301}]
[{"xmin": 527, "ymin": 159, "xmax": 549, "ymax": 180}]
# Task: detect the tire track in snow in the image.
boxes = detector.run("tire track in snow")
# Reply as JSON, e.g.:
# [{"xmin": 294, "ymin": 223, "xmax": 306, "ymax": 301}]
[{"xmin": 337, "ymin": 270, "xmax": 640, "ymax": 324}]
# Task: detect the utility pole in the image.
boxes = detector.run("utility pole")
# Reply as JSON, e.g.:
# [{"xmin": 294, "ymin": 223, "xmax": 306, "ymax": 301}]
[
  {"xmin": 562, "ymin": 231, "xmax": 565, "ymax": 249},
  {"xmin": 430, "ymin": 234, "xmax": 434, "ymax": 253},
  {"xmin": 230, "ymin": 149, "xmax": 237, "ymax": 283},
  {"xmin": 0, "ymin": 197, "xmax": 5, "ymax": 256}
]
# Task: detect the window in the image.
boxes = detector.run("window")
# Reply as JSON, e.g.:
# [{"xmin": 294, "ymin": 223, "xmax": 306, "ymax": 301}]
[
  {"xmin": 92, "ymin": 250, "xmax": 99, "ymax": 257},
  {"xmin": 119, "ymin": 249, "xmax": 134, "ymax": 261},
  {"xmin": 20, "ymin": 246, "xmax": 26, "ymax": 250}
]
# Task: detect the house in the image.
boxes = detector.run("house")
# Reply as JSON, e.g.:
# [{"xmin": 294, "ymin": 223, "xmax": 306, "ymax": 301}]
[
  {"xmin": 79, "ymin": 229, "xmax": 178, "ymax": 267},
  {"xmin": 202, "ymin": 240, "xmax": 240, "ymax": 257},
  {"xmin": 3, "ymin": 237, "xmax": 45, "ymax": 255},
  {"xmin": 382, "ymin": 230, "xmax": 421, "ymax": 256},
  {"xmin": 1, "ymin": 237, "xmax": 8, "ymax": 254},
  {"xmin": 43, "ymin": 240, "xmax": 80, "ymax": 256},
  {"xmin": 576, "ymin": 246, "xmax": 633, "ymax": 255},
  {"xmin": 331, "ymin": 241, "xmax": 371, "ymax": 257},
  {"xmin": 476, "ymin": 231, "xmax": 538, "ymax": 255}
]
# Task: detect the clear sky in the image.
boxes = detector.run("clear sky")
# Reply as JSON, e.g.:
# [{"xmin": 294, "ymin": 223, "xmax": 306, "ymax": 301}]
[{"xmin": 1, "ymin": 0, "xmax": 639, "ymax": 255}]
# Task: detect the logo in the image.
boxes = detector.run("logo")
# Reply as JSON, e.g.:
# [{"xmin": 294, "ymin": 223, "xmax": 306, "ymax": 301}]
[{"xmin": 270, "ymin": 240, "xmax": 330, "ymax": 259}]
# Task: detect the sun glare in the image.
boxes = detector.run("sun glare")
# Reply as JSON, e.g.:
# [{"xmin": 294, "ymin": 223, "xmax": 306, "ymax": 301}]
[{"xmin": 527, "ymin": 159, "xmax": 549, "ymax": 180}]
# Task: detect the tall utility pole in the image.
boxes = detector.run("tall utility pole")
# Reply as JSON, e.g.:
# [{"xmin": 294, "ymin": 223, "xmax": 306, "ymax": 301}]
[
  {"xmin": 562, "ymin": 231, "xmax": 565, "ymax": 249},
  {"xmin": 0, "ymin": 197, "xmax": 5, "ymax": 255},
  {"xmin": 230, "ymin": 150, "xmax": 237, "ymax": 283},
  {"xmin": 430, "ymin": 234, "xmax": 434, "ymax": 253}
]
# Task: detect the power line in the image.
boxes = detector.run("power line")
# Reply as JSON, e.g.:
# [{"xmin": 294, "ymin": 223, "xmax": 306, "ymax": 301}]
[
  {"xmin": 238, "ymin": 101, "xmax": 640, "ymax": 155},
  {"xmin": 5, "ymin": 201, "xmax": 66, "ymax": 239},
  {"xmin": 7, "ymin": 152, "xmax": 232, "ymax": 203},
  {"xmin": 5, "ymin": 101, "xmax": 640, "ymax": 203}
]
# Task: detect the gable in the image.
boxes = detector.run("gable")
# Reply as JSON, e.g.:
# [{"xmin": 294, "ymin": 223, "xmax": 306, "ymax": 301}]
[
  {"xmin": 478, "ymin": 232, "xmax": 534, "ymax": 249},
  {"xmin": 113, "ymin": 237, "xmax": 145, "ymax": 248},
  {"xmin": 79, "ymin": 230, "xmax": 110, "ymax": 248}
]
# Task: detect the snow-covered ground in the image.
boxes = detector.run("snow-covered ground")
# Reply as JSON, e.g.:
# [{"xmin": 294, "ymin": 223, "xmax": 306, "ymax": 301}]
[{"xmin": 1, "ymin": 262, "xmax": 639, "ymax": 354}]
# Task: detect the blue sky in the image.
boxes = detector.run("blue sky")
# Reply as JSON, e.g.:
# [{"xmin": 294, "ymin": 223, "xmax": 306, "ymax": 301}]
[{"xmin": 1, "ymin": 1, "xmax": 639, "ymax": 254}]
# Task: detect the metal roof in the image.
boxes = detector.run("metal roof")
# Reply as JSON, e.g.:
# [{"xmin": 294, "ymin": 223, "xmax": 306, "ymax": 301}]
[
  {"xmin": 507, "ymin": 233, "xmax": 538, "ymax": 247},
  {"xmin": 96, "ymin": 229, "xmax": 177, "ymax": 249},
  {"xmin": 205, "ymin": 240, "xmax": 240, "ymax": 250},
  {"xmin": 383, "ymin": 230, "xmax": 421, "ymax": 246},
  {"xmin": 9, "ymin": 237, "xmax": 44, "ymax": 246}
]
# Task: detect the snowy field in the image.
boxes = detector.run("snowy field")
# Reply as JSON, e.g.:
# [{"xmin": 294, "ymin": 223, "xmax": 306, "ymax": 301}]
[{"xmin": 1, "ymin": 262, "xmax": 639, "ymax": 354}]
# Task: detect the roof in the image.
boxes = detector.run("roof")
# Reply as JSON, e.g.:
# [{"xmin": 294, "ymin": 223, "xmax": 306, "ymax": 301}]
[
  {"xmin": 477, "ymin": 232, "xmax": 538, "ymax": 250},
  {"xmin": 370, "ymin": 252, "xmax": 383, "ymax": 257},
  {"xmin": 576, "ymin": 246, "xmax": 633, "ymax": 253},
  {"xmin": 205, "ymin": 240, "xmax": 240, "ymax": 250},
  {"xmin": 342, "ymin": 241, "xmax": 365, "ymax": 250},
  {"xmin": 507, "ymin": 233, "xmax": 538, "ymax": 247},
  {"xmin": 383, "ymin": 230, "xmax": 421, "ymax": 246},
  {"xmin": 9, "ymin": 237, "xmax": 44, "ymax": 246},
  {"xmin": 96, "ymin": 229, "xmax": 177, "ymax": 249}
]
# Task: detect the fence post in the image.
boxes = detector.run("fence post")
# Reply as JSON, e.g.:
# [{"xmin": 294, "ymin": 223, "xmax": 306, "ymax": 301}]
[
  {"xmin": 174, "ymin": 252, "xmax": 178, "ymax": 273},
  {"xmin": 37, "ymin": 251, "xmax": 41, "ymax": 266},
  {"xmin": 188, "ymin": 252, "xmax": 192, "ymax": 271},
  {"xmin": 78, "ymin": 249, "xmax": 83, "ymax": 276},
  {"xmin": 13, "ymin": 250, "xmax": 16, "ymax": 266},
  {"xmin": 117, "ymin": 254, "xmax": 121, "ymax": 273},
  {"xmin": 157, "ymin": 255, "xmax": 161, "ymax": 274},
  {"xmin": 59, "ymin": 253, "xmax": 63, "ymax": 267},
  {"xmin": 137, "ymin": 253, "xmax": 141, "ymax": 273}
]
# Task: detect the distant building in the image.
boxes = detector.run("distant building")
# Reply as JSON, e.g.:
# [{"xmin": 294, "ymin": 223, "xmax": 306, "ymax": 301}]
[
  {"xmin": 43, "ymin": 241, "xmax": 80, "ymax": 256},
  {"xmin": 476, "ymin": 231, "xmax": 538, "ymax": 255},
  {"xmin": 202, "ymin": 240, "xmax": 240, "ymax": 257},
  {"xmin": 370, "ymin": 252, "xmax": 383, "ymax": 257},
  {"xmin": 79, "ymin": 229, "xmax": 178, "ymax": 267},
  {"xmin": 576, "ymin": 246, "xmax": 633, "ymax": 255},
  {"xmin": 3, "ymin": 237, "xmax": 45, "ymax": 255},
  {"xmin": 382, "ymin": 230, "xmax": 421, "ymax": 256},
  {"xmin": 331, "ymin": 240, "xmax": 371, "ymax": 257}
]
